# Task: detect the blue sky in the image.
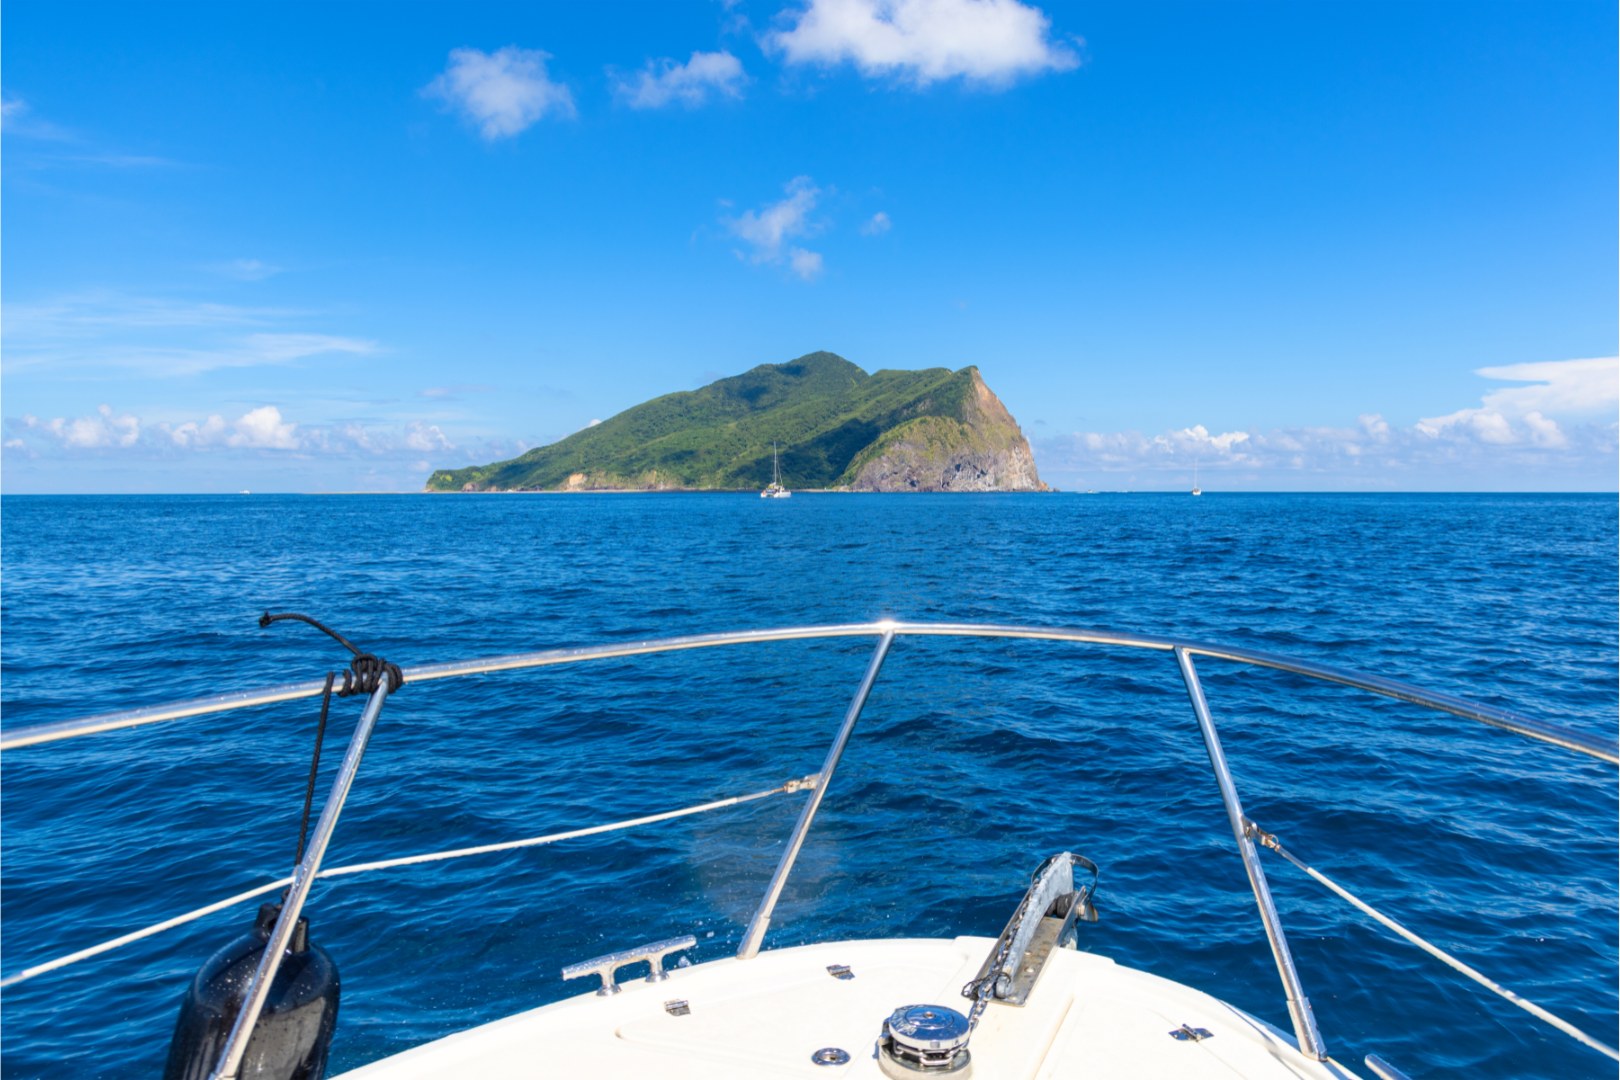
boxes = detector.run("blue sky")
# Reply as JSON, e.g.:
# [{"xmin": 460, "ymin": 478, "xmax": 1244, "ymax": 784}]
[{"xmin": 3, "ymin": 0, "xmax": 1615, "ymax": 493}]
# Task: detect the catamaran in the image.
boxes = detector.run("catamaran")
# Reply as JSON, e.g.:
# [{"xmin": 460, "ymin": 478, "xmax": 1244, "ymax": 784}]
[{"xmin": 761, "ymin": 443, "xmax": 792, "ymax": 498}]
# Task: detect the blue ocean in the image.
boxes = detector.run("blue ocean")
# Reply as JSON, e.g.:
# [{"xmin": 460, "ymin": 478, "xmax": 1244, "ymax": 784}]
[{"xmin": 1, "ymin": 492, "xmax": 1615, "ymax": 1078}]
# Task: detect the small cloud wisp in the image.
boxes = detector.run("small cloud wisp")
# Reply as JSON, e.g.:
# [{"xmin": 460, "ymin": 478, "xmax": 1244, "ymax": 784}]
[
  {"xmin": 724, "ymin": 176, "xmax": 825, "ymax": 281},
  {"xmin": 614, "ymin": 51, "xmax": 746, "ymax": 109},
  {"xmin": 861, "ymin": 211, "xmax": 892, "ymax": 235},
  {"xmin": 424, "ymin": 46, "xmax": 576, "ymax": 140}
]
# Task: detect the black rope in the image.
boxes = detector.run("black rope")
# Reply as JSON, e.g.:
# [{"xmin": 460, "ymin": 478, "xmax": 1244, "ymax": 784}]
[
  {"xmin": 258, "ymin": 611, "xmax": 362, "ymax": 655},
  {"xmin": 292, "ymin": 672, "xmax": 336, "ymax": 867},
  {"xmin": 337, "ymin": 654, "xmax": 404, "ymax": 698},
  {"xmin": 260, "ymin": 611, "xmax": 404, "ymax": 697},
  {"xmin": 259, "ymin": 612, "xmax": 404, "ymax": 872}
]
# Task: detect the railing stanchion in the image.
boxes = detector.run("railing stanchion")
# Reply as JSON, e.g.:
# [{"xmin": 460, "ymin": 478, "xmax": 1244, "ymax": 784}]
[
  {"xmin": 737, "ymin": 630, "xmax": 895, "ymax": 960},
  {"xmin": 1175, "ymin": 646, "xmax": 1327, "ymax": 1061},
  {"xmin": 209, "ymin": 679, "xmax": 392, "ymax": 1080}
]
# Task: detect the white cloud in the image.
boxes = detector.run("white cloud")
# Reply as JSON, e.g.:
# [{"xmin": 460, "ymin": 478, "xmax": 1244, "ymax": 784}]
[
  {"xmin": 1164, "ymin": 424, "xmax": 1250, "ymax": 454},
  {"xmin": 788, "ymin": 247, "xmax": 824, "ymax": 280},
  {"xmin": 237, "ymin": 333, "xmax": 376, "ymax": 367},
  {"xmin": 15, "ymin": 334, "xmax": 377, "ymax": 378},
  {"xmin": 729, "ymin": 176, "xmax": 820, "ymax": 254},
  {"xmin": 1, "ymin": 96, "xmax": 73, "ymax": 141},
  {"xmin": 614, "ymin": 51, "xmax": 746, "ymax": 109},
  {"xmin": 58, "ymin": 152, "xmax": 178, "ymax": 169},
  {"xmin": 1520, "ymin": 411, "xmax": 1567, "ymax": 449},
  {"xmin": 3, "ymin": 292, "xmax": 380, "ymax": 376},
  {"xmin": 424, "ymin": 46, "xmax": 576, "ymax": 140},
  {"xmin": 168, "ymin": 415, "xmax": 229, "ymax": 448},
  {"xmin": 320, "ymin": 421, "xmax": 463, "ymax": 457},
  {"xmin": 769, "ymin": 0, "xmax": 1079, "ymax": 87},
  {"xmin": 861, "ymin": 210, "xmax": 892, "ymax": 235},
  {"xmin": 9, "ymin": 405, "xmax": 474, "ymax": 461},
  {"xmin": 5, "ymin": 293, "xmax": 287, "ymax": 337},
  {"xmin": 1418, "ymin": 357, "xmax": 1617, "ymax": 445},
  {"xmin": 33, "ymin": 405, "xmax": 141, "ymax": 449},
  {"xmin": 1039, "ymin": 359, "xmax": 1619, "ymax": 489},
  {"xmin": 228, "ymin": 405, "xmax": 300, "ymax": 449},
  {"xmin": 165, "ymin": 407, "xmax": 300, "ymax": 450},
  {"xmin": 725, "ymin": 176, "xmax": 825, "ymax": 279},
  {"xmin": 1474, "ymin": 356, "xmax": 1618, "ymax": 415},
  {"xmin": 404, "ymin": 422, "xmax": 453, "ymax": 452},
  {"xmin": 2, "ymin": 98, "xmax": 181, "ymax": 168},
  {"xmin": 1418, "ymin": 409, "xmax": 1517, "ymax": 446}
]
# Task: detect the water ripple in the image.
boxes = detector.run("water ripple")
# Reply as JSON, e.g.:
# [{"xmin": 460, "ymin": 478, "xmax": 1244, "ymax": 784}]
[{"xmin": 0, "ymin": 492, "xmax": 1614, "ymax": 1079}]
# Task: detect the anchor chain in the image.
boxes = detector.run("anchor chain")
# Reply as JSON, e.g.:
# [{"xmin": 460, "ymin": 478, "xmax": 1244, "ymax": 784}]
[
  {"xmin": 961, "ymin": 853, "xmax": 1100, "ymax": 1031},
  {"xmin": 961, "ymin": 932, "xmax": 1014, "ymax": 1031}
]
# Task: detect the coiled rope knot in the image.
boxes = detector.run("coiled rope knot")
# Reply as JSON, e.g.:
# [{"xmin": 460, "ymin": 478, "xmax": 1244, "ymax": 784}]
[
  {"xmin": 257, "ymin": 610, "xmax": 406, "ymax": 869},
  {"xmin": 339, "ymin": 653, "xmax": 404, "ymax": 698},
  {"xmin": 257, "ymin": 610, "xmax": 406, "ymax": 698}
]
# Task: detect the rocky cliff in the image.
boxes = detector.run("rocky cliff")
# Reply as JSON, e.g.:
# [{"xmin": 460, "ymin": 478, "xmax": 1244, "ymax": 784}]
[{"xmin": 841, "ymin": 370, "xmax": 1046, "ymax": 491}]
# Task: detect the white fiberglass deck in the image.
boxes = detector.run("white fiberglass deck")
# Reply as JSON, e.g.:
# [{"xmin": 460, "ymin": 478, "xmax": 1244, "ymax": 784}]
[{"xmin": 337, "ymin": 937, "xmax": 1360, "ymax": 1079}]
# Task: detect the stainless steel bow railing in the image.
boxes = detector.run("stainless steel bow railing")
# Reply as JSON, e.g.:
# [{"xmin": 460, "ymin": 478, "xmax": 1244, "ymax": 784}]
[{"xmin": 3, "ymin": 620, "xmax": 1616, "ymax": 1078}]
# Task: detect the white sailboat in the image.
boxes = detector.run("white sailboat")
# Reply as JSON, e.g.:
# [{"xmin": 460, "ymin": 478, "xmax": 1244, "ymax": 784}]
[
  {"xmin": 760, "ymin": 443, "xmax": 792, "ymax": 499},
  {"xmin": 1192, "ymin": 459, "xmax": 1202, "ymax": 497}
]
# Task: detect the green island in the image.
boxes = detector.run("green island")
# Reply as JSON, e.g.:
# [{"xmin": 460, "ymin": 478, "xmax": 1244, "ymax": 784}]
[{"xmin": 425, "ymin": 351, "xmax": 1048, "ymax": 493}]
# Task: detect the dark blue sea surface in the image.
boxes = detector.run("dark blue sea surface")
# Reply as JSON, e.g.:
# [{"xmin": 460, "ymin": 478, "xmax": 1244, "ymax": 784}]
[{"xmin": 1, "ymin": 492, "xmax": 1615, "ymax": 1078}]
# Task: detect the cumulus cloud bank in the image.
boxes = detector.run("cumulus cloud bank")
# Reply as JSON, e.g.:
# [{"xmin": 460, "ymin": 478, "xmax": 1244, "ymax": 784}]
[
  {"xmin": 1040, "ymin": 358, "xmax": 1619, "ymax": 489},
  {"xmin": 769, "ymin": 0, "xmax": 1079, "ymax": 87},
  {"xmin": 7, "ymin": 405, "xmax": 458, "ymax": 460},
  {"xmin": 614, "ymin": 51, "xmax": 746, "ymax": 109},
  {"xmin": 167, "ymin": 405, "xmax": 300, "ymax": 450},
  {"xmin": 425, "ymin": 46, "xmax": 576, "ymax": 139},
  {"xmin": 25, "ymin": 405, "xmax": 142, "ymax": 450},
  {"xmin": 1416, "ymin": 356, "xmax": 1617, "ymax": 451},
  {"xmin": 725, "ymin": 176, "xmax": 825, "ymax": 280}
]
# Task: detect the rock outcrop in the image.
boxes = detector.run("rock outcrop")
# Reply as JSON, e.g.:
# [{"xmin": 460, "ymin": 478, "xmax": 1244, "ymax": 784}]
[{"xmin": 841, "ymin": 370, "xmax": 1046, "ymax": 491}]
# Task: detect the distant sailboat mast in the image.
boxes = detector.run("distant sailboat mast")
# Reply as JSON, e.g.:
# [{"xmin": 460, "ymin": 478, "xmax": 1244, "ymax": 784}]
[
  {"xmin": 761, "ymin": 442, "xmax": 792, "ymax": 498},
  {"xmin": 1192, "ymin": 458, "xmax": 1202, "ymax": 497}
]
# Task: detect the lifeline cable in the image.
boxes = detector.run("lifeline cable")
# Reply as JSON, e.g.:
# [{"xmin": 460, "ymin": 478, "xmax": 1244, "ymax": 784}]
[
  {"xmin": 1249, "ymin": 820, "xmax": 1620, "ymax": 1063},
  {"xmin": 0, "ymin": 774, "xmax": 818, "ymax": 989}
]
